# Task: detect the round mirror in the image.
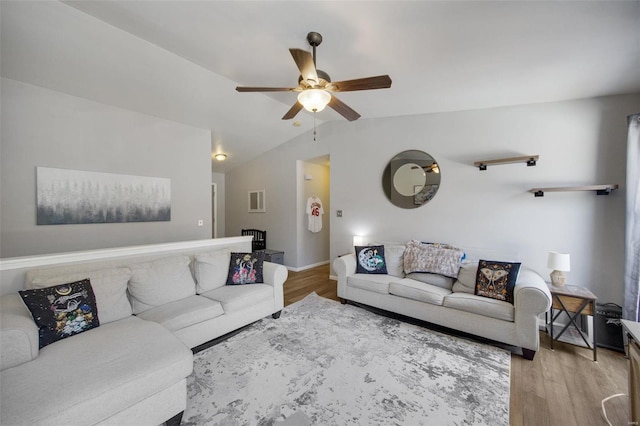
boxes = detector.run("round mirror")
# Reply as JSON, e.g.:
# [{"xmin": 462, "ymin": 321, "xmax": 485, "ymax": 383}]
[{"xmin": 382, "ymin": 150, "xmax": 441, "ymax": 209}]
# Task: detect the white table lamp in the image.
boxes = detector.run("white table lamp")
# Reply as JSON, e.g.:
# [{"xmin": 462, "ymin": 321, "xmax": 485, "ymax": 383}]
[
  {"xmin": 547, "ymin": 252, "xmax": 570, "ymax": 286},
  {"xmin": 353, "ymin": 235, "xmax": 364, "ymax": 247}
]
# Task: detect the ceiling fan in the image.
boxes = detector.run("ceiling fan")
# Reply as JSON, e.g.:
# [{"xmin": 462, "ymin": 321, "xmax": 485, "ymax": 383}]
[{"xmin": 235, "ymin": 32, "xmax": 392, "ymax": 122}]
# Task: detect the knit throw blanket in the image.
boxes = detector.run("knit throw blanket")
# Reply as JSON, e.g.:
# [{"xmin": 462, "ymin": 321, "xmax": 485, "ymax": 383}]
[{"xmin": 403, "ymin": 240, "xmax": 464, "ymax": 278}]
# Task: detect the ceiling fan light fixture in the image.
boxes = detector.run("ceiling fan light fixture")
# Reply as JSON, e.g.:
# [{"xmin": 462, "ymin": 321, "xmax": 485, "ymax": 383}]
[{"xmin": 298, "ymin": 89, "xmax": 331, "ymax": 113}]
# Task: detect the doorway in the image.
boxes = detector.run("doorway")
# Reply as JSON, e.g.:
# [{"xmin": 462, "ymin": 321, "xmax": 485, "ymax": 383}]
[
  {"xmin": 211, "ymin": 183, "xmax": 217, "ymax": 238},
  {"xmin": 298, "ymin": 155, "xmax": 330, "ymax": 269}
]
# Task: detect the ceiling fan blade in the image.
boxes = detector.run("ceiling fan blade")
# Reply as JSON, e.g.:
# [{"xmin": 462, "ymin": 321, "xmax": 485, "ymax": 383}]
[
  {"xmin": 329, "ymin": 75, "xmax": 392, "ymax": 92},
  {"xmin": 328, "ymin": 95, "xmax": 361, "ymax": 121},
  {"xmin": 289, "ymin": 48, "xmax": 319, "ymax": 86},
  {"xmin": 282, "ymin": 101, "xmax": 304, "ymax": 120},
  {"xmin": 236, "ymin": 86, "xmax": 298, "ymax": 92}
]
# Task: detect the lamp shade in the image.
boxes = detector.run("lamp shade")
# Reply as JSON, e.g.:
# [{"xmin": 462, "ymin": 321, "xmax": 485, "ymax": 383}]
[
  {"xmin": 298, "ymin": 89, "xmax": 331, "ymax": 112},
  {"xmin": 353, "ymin": 235, "xmax": 364, "ymax": 247},
  {"xmin": 547, "ymin": 252, "xmax": 570, "ymax": 271}
]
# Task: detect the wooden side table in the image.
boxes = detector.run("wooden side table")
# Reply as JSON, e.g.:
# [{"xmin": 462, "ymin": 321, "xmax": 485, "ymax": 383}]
[{"xmin": 547, "ymin": 284, "xmax": 598, "ymax": 361}]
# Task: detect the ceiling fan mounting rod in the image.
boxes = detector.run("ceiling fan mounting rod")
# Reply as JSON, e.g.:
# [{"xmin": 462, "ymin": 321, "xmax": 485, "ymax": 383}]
[{"xmin": 307, "ymin": 31, "xmax": 322, "ymax": 68}]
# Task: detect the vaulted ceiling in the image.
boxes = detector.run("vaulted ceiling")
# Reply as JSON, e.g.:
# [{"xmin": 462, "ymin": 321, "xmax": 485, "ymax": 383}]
[{"xmin": 2, "ymin": 1, "xmax": 639, "ymax": 172}]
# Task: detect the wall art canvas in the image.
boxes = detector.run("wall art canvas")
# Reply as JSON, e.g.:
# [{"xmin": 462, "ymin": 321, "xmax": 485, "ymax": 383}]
[{"xmin": 36, "ymin": 167, "xmax": 171, "ymax": 225}]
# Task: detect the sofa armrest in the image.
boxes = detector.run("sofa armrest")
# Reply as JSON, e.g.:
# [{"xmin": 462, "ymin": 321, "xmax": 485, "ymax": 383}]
[
  {"xmin": 262, "ymin": 261, "xmax": 288, "ymax": 312},
  {"xmin": 513, "ymin": 269, "xmax": 552, "ymax": 315},
  {"xmin": 1, "ymin": 294, "xmax": 39, "ymax": 371},
  {"xmin": 333, "ymin": 254, "xmax": 357, "ymax": 299}
]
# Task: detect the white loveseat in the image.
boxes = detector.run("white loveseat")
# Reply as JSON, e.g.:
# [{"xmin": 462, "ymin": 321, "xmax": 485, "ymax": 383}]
[
  {"xmin": 334, "ymin": 242, "xmax": 551, "ymax": 360},
  {"xmin": 0, "ymin": 237, "xmax": 288, "ymax": 425}
]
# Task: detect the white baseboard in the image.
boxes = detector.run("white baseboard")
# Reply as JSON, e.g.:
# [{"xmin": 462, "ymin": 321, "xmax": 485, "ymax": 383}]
[
  {"xmin": 286, "ymin": 260, "xmax": 330, "ymax": 273},
  {"xmin": 329, "ymin": 275, "xmax": 337, "ymax": 281}
]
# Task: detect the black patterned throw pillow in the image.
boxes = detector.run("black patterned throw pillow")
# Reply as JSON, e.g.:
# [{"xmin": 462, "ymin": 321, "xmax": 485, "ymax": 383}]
[
  {"xmin": 226, "ymin": 252, "xmax": 265, "ymax": 285},
  {"xmin": 474, "ymin": 260, "xmax": 521, "ymax": 304},
  {"xmin": 355, "ymin": 245, "xmax": 388, "ymax": 274},
  {"xmin": 19, "ymin": 279, "xmax": 100, "ymax": 349}
]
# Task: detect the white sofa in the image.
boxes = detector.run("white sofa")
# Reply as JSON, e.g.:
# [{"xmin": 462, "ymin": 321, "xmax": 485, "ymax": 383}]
[
  {"xmin": 0, "ymin": 237, "xmax": 288, "ymax": 425},
  {"xmin": 334, "ymin": 242, "xmax": 551, "ymax": 360}
]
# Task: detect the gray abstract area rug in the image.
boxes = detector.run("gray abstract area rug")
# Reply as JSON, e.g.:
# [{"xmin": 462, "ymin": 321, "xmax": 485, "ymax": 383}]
[{"xmin": 183, "ymin": 293, "xmax": 510, "ymax": 426}]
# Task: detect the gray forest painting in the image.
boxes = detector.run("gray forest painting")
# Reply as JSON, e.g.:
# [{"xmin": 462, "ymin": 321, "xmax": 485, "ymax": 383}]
[{"xmin": 37, "ymin": 167, "xmax": 171, "ymax": 225}]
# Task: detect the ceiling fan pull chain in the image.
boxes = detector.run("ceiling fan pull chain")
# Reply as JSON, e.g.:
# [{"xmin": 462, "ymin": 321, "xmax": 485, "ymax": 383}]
[{"xmin": 313, "ymin": 113, "xmax": 317, "ymax": 141}]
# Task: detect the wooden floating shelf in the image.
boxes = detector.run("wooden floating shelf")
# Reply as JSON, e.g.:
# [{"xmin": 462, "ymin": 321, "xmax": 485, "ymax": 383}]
[
  {"xmin": 529, "ymin": 184, "xmax": 619, "ymax": 197},
  {"xmin": 474, "ymin": 155, "xmax": 539, "ymax": 170}
]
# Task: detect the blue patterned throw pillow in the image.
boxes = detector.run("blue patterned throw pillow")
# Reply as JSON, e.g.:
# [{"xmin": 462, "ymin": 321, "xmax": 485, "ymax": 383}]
[
  {"xmin": 355, "ymin": 245, "xmax": 388, "ymax": 274},
  {"xmin": 19, "ymin": 279, "xmax": 100, "ymax": 348},
  {"xmin": 474, "ymin": 260, "xmax": 521, "ymax": 304},
  {"xmin": 226, "ymin": 252, "xmax": 265, "ymax": 285}
]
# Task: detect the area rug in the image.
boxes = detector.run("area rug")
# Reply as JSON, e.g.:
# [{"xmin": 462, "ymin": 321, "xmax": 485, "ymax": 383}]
[{"xmin": 183, "ymin": 293, "xmax": 510, "ymax": 425}]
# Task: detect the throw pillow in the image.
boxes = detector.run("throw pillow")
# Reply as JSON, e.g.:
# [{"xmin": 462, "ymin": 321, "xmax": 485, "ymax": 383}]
[
  {"xmin": 226, "ymin": 252, "xmax": 265, "ymax": 285},
  {"xmin": 19, "ymin": 279, "xmax": 100, "ymax": 349},
  {"xmin": 474, "ymin": 260, "xmax": 521, "ymax": 304},
  {"xmin": 355, "ymin": 245, "xmax": 388, "ymax": 274},
  {"xmin": 30, "ymin": 267, "xmax": 132, "ymax": 324}
]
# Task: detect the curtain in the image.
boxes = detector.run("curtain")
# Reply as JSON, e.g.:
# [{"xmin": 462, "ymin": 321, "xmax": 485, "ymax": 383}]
[{"xmin": 624, "ymin": 113, "xmax": 640, "ymax": 321}]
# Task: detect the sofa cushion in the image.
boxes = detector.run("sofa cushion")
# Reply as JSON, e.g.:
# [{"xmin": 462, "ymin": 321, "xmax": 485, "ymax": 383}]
[
  {"xmin": 389, "ymin": 278, "xmax": 452, "ymax": 306},
  {"xmin": 405, "ymin": 272, "xmax": 454, "ymax": 290},
  {"xmin": 19, "ymin": 279, "xmax": 100, "ymax": 349},
  {"xmin": 0, "ymin": 316, "xmax": 193, "ymax": 426},
  {"xmin": 200, "ymin": 284, "xmax": 273, "ymax": 314},
  {"xmin": 0, "ymin": 294, "xmax": 39, "ymax": 370},
  {"xmin": 195, "ymin": 250, "xmax": 231, "ymax": 293},
  {"xmin": 355, "ymin": 245, "xmax": 388, "ymax": 274},
  {"xmin": 452, "ymin": 261, "xmax": 479, "ymax": 294},
  {"xmin": 226, "ymin": 252, "xmax": 265, "ymax": 285},
  {"xmin": 128, "ymin": 255, "xmax": 196, "ymax": 314},
  {"xmin": 380, "ymin": 243, "xmax": 406, "ymax": 278},
  {"xmin": 475, "ymin": 260, "xmax": 521, "ymax": 304},
  {"xmin": 347, "ymin": 274, "xmax": 399, "ymax": 294},
  {"xmin": 29, "ymin": 267, "xmax": 132, "ymax": 324},
  {"xmin": 136, "ymin": 295, "xmax": 224, "ymax": 331},
  {"xmin": 443, "ymin": 292, "xmax": 514, "ymax": 322}
]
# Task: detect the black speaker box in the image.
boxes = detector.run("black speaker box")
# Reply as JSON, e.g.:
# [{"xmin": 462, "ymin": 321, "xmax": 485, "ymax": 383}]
[{"xmin": 595, "ymin": 303, "xmax": 624, "ymax": 352}]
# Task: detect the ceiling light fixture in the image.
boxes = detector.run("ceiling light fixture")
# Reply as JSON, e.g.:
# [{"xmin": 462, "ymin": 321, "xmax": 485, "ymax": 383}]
[
  {"xmin": 297, "ymin": 89, "xmax": 331, "ymax": 113},
  {"xmin": 297, "ymin": 89, "xmax": 331, "ymax": 142},
  {"xmin": 214, "ymin": 153, "xmax": 227, "ymax": 161}
]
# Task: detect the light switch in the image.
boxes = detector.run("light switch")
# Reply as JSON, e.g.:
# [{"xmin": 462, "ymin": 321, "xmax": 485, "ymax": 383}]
[
  {"xmin": 197, "ymin": 219, "xmax": 204, "ymax": 226},
  {"xmin": 336, "ymin": 210, "xmax": 343, "ymax": 217}
]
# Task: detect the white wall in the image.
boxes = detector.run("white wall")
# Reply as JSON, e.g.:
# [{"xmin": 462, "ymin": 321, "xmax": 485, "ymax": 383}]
[
  {"xmin": 225, "ymin": 130, "xmax": 332, "ymax": 268},
  {"xmin": 226, "ymin": 94, "xmax": 640, "ymax": 305},
  {"xmin": 0, "ymin": 78, "xmax": 212, "ymax": 257}
]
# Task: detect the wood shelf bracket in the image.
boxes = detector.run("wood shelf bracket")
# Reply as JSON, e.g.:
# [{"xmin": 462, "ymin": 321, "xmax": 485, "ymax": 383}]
[
  {"xmin": 474, "ymin": 155, "xmax": 539, "ymax": 171},
  {"xmin": 529, "ymin": 184, "xmax": 619, "ymax": 197}
]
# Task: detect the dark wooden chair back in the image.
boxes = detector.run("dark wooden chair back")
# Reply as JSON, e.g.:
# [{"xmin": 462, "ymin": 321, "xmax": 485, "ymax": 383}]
[{"xmin": 241, "ymin": 229, "xmax": 266, "ymax": 251}]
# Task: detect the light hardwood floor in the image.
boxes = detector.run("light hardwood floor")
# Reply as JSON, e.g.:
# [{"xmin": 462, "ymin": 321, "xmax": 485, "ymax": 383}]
[{"xmin": 283, "ymin": 264, "xmax": 631, "ymax": 426}]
